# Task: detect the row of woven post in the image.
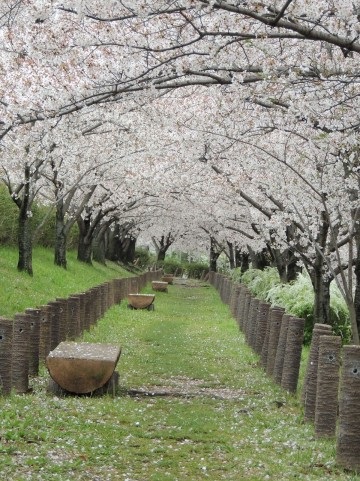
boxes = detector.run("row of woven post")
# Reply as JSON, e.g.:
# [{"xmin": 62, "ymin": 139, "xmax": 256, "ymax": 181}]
[
  {"xmin": 209, "ymin": 271, "xmax": 360, "ymax": 473},
  {"xmin": 0, "ymin": 270, "xmax": 162, "ymax": 396}
]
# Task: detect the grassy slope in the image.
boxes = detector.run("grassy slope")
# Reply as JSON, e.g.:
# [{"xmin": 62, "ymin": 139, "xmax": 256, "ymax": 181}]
[
  {"xmin": 0, "ymin": 250, "xmax": 358, "ymax": 480},
  {"xmin": 0, "ymin": 246, "xmax": 134, "ymax": 317}
]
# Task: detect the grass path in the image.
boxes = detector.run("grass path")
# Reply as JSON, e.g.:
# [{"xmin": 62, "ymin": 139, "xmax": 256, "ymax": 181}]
[{"xmin": 1, "ymin": 278, "xmax": 359, "ymax": 480}]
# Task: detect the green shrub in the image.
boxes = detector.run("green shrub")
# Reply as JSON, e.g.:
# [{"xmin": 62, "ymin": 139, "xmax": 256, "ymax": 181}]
[
  {"xmin": 328, "ymin": 282, "xmax": 352, "ymax": 343},
  {"xmin": 134, "ymin": 247, "xmax": 153, "ymax": 268},
  {"xmin": 31, "ymin": 203, "xmax": 55, "ymax": 247},
  {"xmin": 266, "ymin": 274, "xmax": 315, "ymax": 344},
  {"xmin": 266, "ymin": 273, "xmax": 350, "ymax": 344},
  {"xmin": 0, "ymin": 184, "xmax": 79, "ymax": 249},
  {"xmin": 158, "ymin": 257, "xmax": 183, "ymax": 275},
  {"xmin": 0, "ymin": 184, "xmax": 18, "ymax": 245},
  {"xmin": 241, "ymin": 267, "xmax": 281, "ymax": 298},
  {"xmin": 229, "ymin": 267, "xmax": 243, "ymax": 283},
  {"xmin": 185, "ymin": 261, "xmax": 209, "ymax": 279},
  {"xmin": 237, "ymin": 268, "xmax": 351, "ymax": 344}
]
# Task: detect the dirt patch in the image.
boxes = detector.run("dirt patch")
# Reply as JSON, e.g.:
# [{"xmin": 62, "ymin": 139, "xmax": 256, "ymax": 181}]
[
  {"xmin": 173, "ymin": 278, "xmax": 210, "ymax": 288},
  {"xmin": 126, "ymin": 375, "xmax": 247, "ymax": 401}
]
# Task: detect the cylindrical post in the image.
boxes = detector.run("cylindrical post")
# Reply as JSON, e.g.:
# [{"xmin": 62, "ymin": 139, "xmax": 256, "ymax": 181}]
[
  {"xmin": 254, "ymin": 301, "xmax": 271, "ymax": 356},
  {"xmin": 247, "ymin": 298, "xmax": 260, "ymax": 350},
  {"xmin": 38, "ymin": 305, "xmax": 52, "ymax": 361},
  {"xmin": 242, "ymin": 292, "xmax": 253, "ymax": 337},
  {"xmin": 55, "ymin": 298, "xmax": 69, "ymax": 343},
  {"xmin": 47, "ymin": 301, "xmax": 61, "ymax": 350},
  {"xmin": 273, "ymin": 314, "xmax": 292, "ymax": 385},
  {"xmin": 336, "ymin": 345, "xmax": 360, "ymax": 472},
  {"xmin": 230, "ymin": 285, "xmax": 241, "ymax": 318},
  {"xmin": 12, "ymin": 314, "xmax": 30, "ymax": 393},
  {"xmin": 68, "ymin": 296, "xmax": 81, "ymax": 339},
  {"xmin": 0, "ymin": 317, "xmax": 13, "ymax": 395},
  {"xmin": 314, "ymin": 335, "xmax": 342, "ymax": 438},
  {"xmin": 25, "ymin": 308, "xmax": 41, "ymax": 376},
  {"xmin": 266, "ymin": 307, "xmax": 285, "ymax": 377},
  {"xmin": 281, "ymin": 316, "xmax": 305, "ymax": 393},
  {"xmin": 236, "ymin": 285, "xmax": 249, "ymax": 329},
  {"xmin": 303, "ymin": 323, "xmax": 333, "ymax": 422}
]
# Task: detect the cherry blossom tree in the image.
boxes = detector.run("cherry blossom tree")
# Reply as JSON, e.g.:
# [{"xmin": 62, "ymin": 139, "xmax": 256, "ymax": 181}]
[
  {"xmin": 1, "ymin": 1, "xmax": 360, "ymax": 343},
  {"xmin": 1, "ymin": 122, "xmax": 57, "ymax": 275}
]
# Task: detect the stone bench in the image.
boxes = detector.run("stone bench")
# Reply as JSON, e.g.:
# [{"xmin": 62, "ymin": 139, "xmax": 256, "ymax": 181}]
[
  {"xmin": 161, "ymin": 275, "xmax": 174, "ymax": 285},
  {"xmin": 46, "ymin": 341, "xmax": 121, "ymax": 395},
  {"xmin": 127, "ymin": 293, "xmax": 155, "ymax": 310},
  {"xmin": 152, "ymin": 281, "xmax": 168, "ymax": 292}
]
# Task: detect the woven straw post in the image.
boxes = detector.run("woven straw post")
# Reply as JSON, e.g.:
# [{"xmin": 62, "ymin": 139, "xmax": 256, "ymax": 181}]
[
  {"xmin": 254, "ymin": 301, "xmax": 271, "ymax": 356},
  {"xmin": 12, "ymin": 314, "xmax": 30, "ymax": 393},
  {"xmin": 38, "ymin": 305, "xmax": 52, "ymax": 361},
  {"xmin": 68, "ymin": 296, "xmax": 81, "ymax": 339},
  {"xmin": 303, "ymin": 323, "xmax": 333, "ymax": 422},
  {"xmin": 0, "ymin": 317, "xmax": 13, "ymax": 395},
  {"xmin": 336, "ymin": 345, "xmax": 360, "ymax": 472},
  {"xmin": 266, "ymin": 307, "xmax": 285, "ymax": 377},
  {"xmin": 236, "ymin": 285, "xmax": 249, "ymax": 330},
  {"xmin": 47, "ymin": 301, "xmax": 61, "ymax": 350},
  {"xmin": 247, "ymin": 298, "xmax": 260, "ymax": 350},
  {"xmin": 314, "ymin": 335, "xmax": 341, "ymax": 438},
  {"xmin": 273, "ymin": 314, "xmax": 292, "ymax": 385},
  {"xmin": 78, "ymin": 292, "xmax": 86, "ymax": 334},
  {"xmin": 242, "ymin": 292, "xmax": 253, "ymax": 337},
  {"xmin": 54, "ymin": 298, "xmax": 68, "ymax": 343},
  {"xmin": 230, "ymin": 284, "xmax": 241, "ymax": 318},
  {"xmin": 24, "ymin": 308, "xmax": 41, "ymax": 377},
  {"xmin": 281, "ymin": 316, "xmax": 305, "ymax": 393}
]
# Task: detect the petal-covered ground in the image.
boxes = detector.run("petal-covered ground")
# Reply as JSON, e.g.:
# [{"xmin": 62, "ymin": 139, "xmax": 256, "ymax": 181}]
[{"xmin": 0, "ymin": 278, "xmax": 357, "ymax": 481}]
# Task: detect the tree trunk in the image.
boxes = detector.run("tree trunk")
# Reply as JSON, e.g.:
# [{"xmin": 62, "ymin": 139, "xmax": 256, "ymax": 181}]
[
  {"xmin": 93, "ymin": 220, "xmax": 117, "ymax": 265},
  {"xmin": 311, "ymin": 270, "xmax": 331, "ymax": 325},
  {"xmin": 248, "ymin": 247, "xmax": 270, "ymax": 270},
  {"xmin": 157, "ymin": 248, "xmax": 167, "ymax": 262},
  {"xmin": 270, "ymin": 247, "xmax": 300, "ymax": 283},
  {"xmin": 267, "ymin": 223, "xmax": 301, "ymax": 283},
  {"xmin": 235, "ymin": 247, "xmax": 250, "ymax": 273},
  {"xmin": 209, "ymin": 236, "xmax": 221, "ymax": 272},
  {"xmin": 17, "ymin": 208, "xmax": 33, "ymax": 276},
  {"xmin": 153, "ymin": 233, "xmax": 174, "ymax": 262},
  {"xmin": 77, "ymin": 216, "xmax": 92, "ymax": 264},
  {"xmin": 54, "ymin": 227, "xmax": 67, "ymax": 268},
  {"xmin": 106, "ymin": 224, "xmax": 136, "ymax": 264},
  {"xmin": 307, "ymin": 210, "xmax": 331, "ymax": 327},
  {"xmin": 92, "ymin": 230, "xmax": 107, "ymax": 264},
  {"xmin": 106, "ymin": 224, "xmax": 121, "ymax": 262},
  {"xmin": 76, "ymin": 205, "xmax": 115, "ymax": 265},
  {"xmin": 54, "ymin": 198, "xmax": 67, "ymax": 268},
  {"xmin": 17, "ymin": 164, "xmax": 33, "ymax": 276},
  {"xmin": 77, "ymin": 235, "xmax": 93, "ymax": 264},
  {"xmin": 275, "ymin": 253, "xmax": 288, "ymax": 283},
  {"xmin": 121, "ymin": 236, "xmax": 136, "ymax": 264},
  {"xmin": 227, "ymin": 241, "xmax": 235, "ymax": 269},
  {"xmin": 240, "ymin": 252, "xmax": 250, "ymax": 273},
  {"xmin": 353, "ymin": 238, "xmax": 360, "ymax": 344},
  {"xmin": 287, "ymin": 254, "xmax": 301, "ymax": 282}
]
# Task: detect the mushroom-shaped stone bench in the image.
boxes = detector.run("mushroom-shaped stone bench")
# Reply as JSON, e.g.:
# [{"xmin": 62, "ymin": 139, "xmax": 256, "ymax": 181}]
[
  {"xmin": 127, "ymin": 293, "xmax": 155, "ymax": 310},
  {"xmin": 46, "ymin": 341, "xmax": 121, "ymax": 395},
  {"xmin": 161, "ymin": 275, "xmax": 174, "ymax": 285},
  {"xmin": 152, "ymin": 281, "xmax": 168, "ymax": 292}
]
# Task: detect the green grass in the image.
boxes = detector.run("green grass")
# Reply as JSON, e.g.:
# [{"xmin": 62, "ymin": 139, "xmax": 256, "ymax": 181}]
[
  {"xmin": 0, "ymin": 256, "xmax": 359, "ymax": 480},
  {"xmin": 0, "ymin": 246, "xmax": 134, "ymax": 317}
]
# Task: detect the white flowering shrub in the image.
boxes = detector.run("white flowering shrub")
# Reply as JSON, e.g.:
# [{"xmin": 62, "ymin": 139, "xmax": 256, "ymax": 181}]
[{"xmin": 233, "ymin": 267, "xmax": 350, "ymax": 344}]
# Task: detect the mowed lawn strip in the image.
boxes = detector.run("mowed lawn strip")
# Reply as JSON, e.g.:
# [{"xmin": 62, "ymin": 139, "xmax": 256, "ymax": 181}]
[{"xmin": 1, "ymin": 279, "xmax": 358, "ymax": 481}]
